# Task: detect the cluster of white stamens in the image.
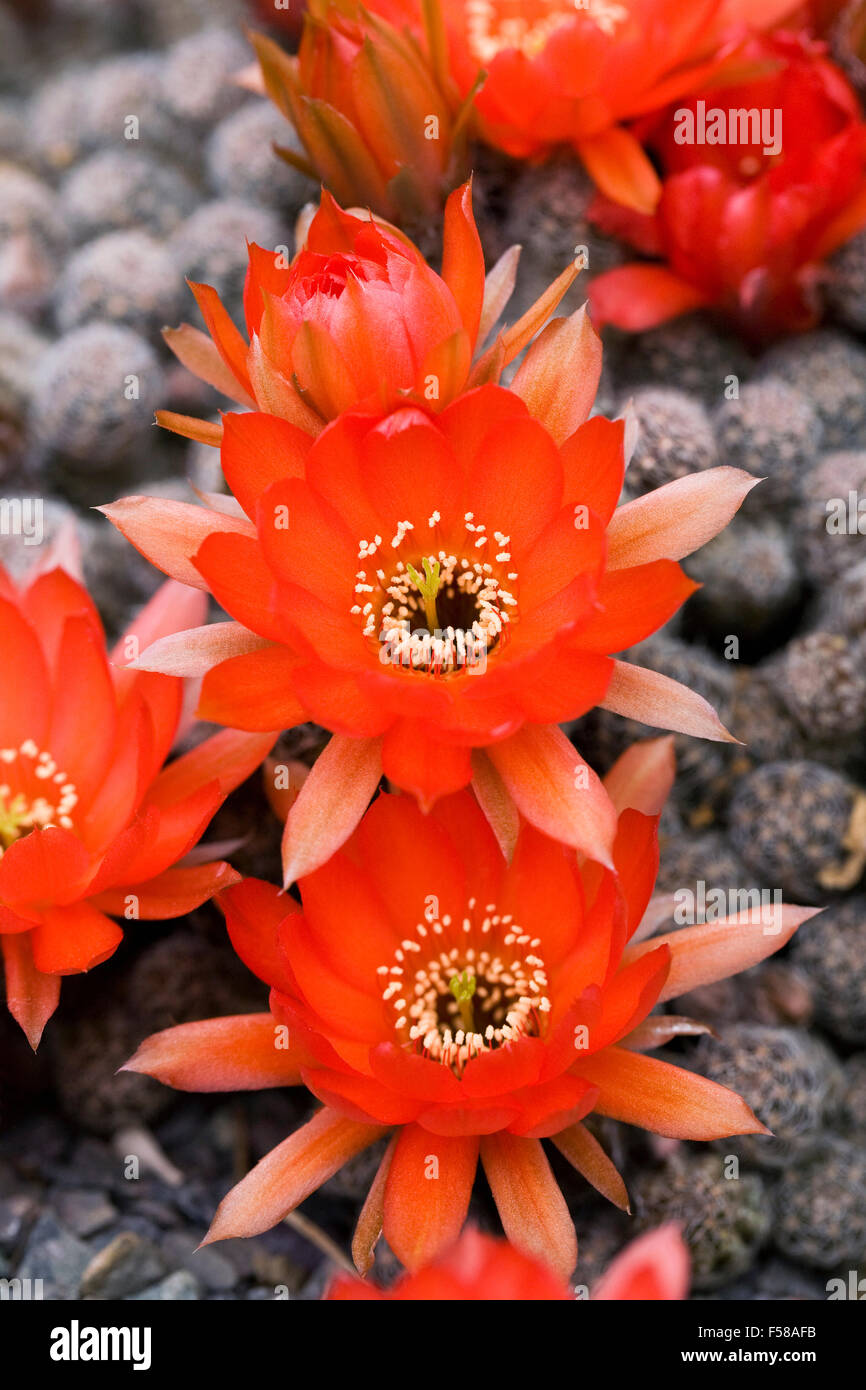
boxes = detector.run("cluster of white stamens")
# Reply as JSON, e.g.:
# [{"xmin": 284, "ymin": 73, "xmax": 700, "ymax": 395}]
[
  {"xmin": 351, "ymin": 511, "xmax": 518, "ymax": 674},
  {"xmin": 465, "ymin": 0, "xmax": 628, "ymax": 64},
  {"xmin": 377, "ymin": 897, "xmax": 551, "ymax": 1074},
  {"xmin": 0, "ymin": 740, "xmax": 78, "ymax": 848}
]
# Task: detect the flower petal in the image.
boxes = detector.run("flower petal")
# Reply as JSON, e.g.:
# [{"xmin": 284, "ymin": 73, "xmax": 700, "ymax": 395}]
[
  {"xmin": 487, "ymin": 724, "xmax": 617, "ymax": 868},
  {"xmin": 202, "ymin": 1108, "xmax": 387, "ymax": 1244},
  {"xmin": 163, "ymin": 323, "xmax": 256, "ymax": 408},
  {"xmin": 625, "ymin": 905, "xmax": 821, "ymax": 1003},
  {"xmin": 199, "ymin": 647, "xmax": 307, "ymax": 731},
  {"xmin": 122, "ymin": 1014, "xmax": 304, "ymax": 1090},
  {"xmin": 352, "ymin": 1136, "xmax": 396, "ymax": 1276},
  {"xmin": 551, "ymin": 1121, "xmax": 630, "ymax": 1210},
  {"xmin": 470, "ymin": 750, "xmax": 520, "ymax": 862},
  {"xmin": 510, "ymin": 305, "xmax": 602, "ymax": 444},
  {"xmin": 606, "ymin": 467, "xmax": 760, "ymax": 571},
  {"xmin": 92, "ymin": 861, "xmax": 240, "ymax": 919},
  {"xmin": 576, "ymin": 1047, "xmax": 769, "ymax": 1139},
  {"xmin": 603, "ymin": 736, "xmax": 675, "ymax": 816},
  {"xmin": 577, "ymin": 127, "xmax": 662, "ymax": 215},
  {"xmin": 131, "ymin": 622, "xmax": 270, "ymax": 678},
  {"xmin": 480, "ymin": 1132, "xmax": 577, "ymax": 1280},
  {"xmin": 383, "ymin": 1125, "xmax": 479, "ymax": 1271},
  {"xmin": 282, "ymin": 734, "xmax": 383, "ymax": 886},
  {"xmin": 441, "ymin": 180, "xmax": 485, "ymax": 345},
  {"xmin": 1, "ymin": 932, "xmax": 60, "ymax": 1050},
  {"xmin": 31, "ymin": 901, "xmax": 122, "ymax": 976},
  {"xmin": 600, "ymin": 661, "xmax": 737, "ymax": 742},
  {"xmin": 593, "ymin": 1224, "xmax": 690, "ymax": 1300},
  {"xmin": 98, "ymin": 498, "xmax": 254, "ymax": 590},
  {"xmin": 221, "ymin": 877, "xmax": 300, "ymax": 996},
  {"xmin": 588, "ymin": 263, "xmax": 709, "ymax": 332}
]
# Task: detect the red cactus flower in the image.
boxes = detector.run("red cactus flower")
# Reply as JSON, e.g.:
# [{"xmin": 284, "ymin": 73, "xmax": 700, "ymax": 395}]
[
  {"xmin": 124, "ymin": 752, "xmax": 816, "ymax": 1279},
  {"xmin": 591, "ymin": 1223, "xmax": 690, "ymax": 1300},
  {"xmin": 249, "ymin": 0, "xmax": 472, "ymax": 224},
  {"xmin": 103, "ymin": 371, "xmax": 756, "ymax": 880},
  {"xmin": 588, "ymin": 31, "xmax": 866, "ymax": 342},
  {"xmin": 0, "ymin": 555, "xmax": 276, "ymax": 1049},
  {"xmin": 327, "ymin": 1226, "xmax": 570, "ymax": 1298},
  {"xmin": 160, "ymin": 182, "xmax": 581, "ymax": 444},
  {"xmin": 368, "ymin": 0, "xmax": 802, "ymax": 212},
  {"xmin": 325, "ymin": 1222, "xmax": 689, "ymax": 1298}
]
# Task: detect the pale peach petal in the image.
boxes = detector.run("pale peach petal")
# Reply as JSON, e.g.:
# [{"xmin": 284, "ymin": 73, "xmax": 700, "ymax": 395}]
[
  {"xmin": 98, "ymin": 497, "xmax": 255, "ymax": 590},
  {"xmin": 625, "ymin": 906, "xmax": 822, "ymax": 1004},
  {"xmin": 579, "ymin": 1048, "xmax": 769, "ymax": 1139},
  {"xmin": 600, "ymin": 661, "xmax": 738, "ymax": 742},
  {"xmin": 511, "ymin": 304, "xmax": 600, "ymax": 444},
  {"xmin": 478, "ymin": 244, "xmax": 521, "ymax": 346},
  {"xmin": 607, "ymin": 467, "xmax": 760, "ymax": 571},
  {"xmin": 113, "ymin": 578, "xmax": 208, "ymax": 667},
  {"xmin": 594, "ymin": 1224, "xmax": 690, "ymax": 1301},
  {"xmin": 130, "ymin": 622, "xmax": 270, "ymax": 678},
  {"xmin": 510, "ymin": 305, "xmax": 602, "ymax": 444},
  {"xmin": 121, "ymin": 1015, "xmax": 303, "ymax": 1090},
  {"xmin": 603, "ymin": 735, "xmax": 675, "ymax": 816},
  {"xmin": 487, "ymin": 724, "xmax": 617, "ymax": 868},
  {"xmin": 248, "ymin": 334, "xmax": 324, "ymax": 435},
  {"xmin": 552, "ymin": 1122, "xmax": 629, "ymax": 1211},
  {"xmin": 282, "ymin": 733, "xmax": 383, "ymax": 886},
  {"xmin": 202, "ymin": 1109, "xmax": 387, "ymax": 1244},
  {"xmin": 163, "ymin": 323, "xmax": 256, "ymax": 409},
  {"xmin": 471, "ymin": 749, "xmax": 520, "ymax": 862},
  {"xmin": 621, "ymin": 1015, "xmax": 715, "ymax": 1051},
  {"xmin": 501, "ymin": 256, "xmax": 581, "ymax": 365}
]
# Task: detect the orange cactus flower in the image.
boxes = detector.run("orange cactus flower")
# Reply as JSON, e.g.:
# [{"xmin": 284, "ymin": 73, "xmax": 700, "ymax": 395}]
[
  {"xmin": 249, "ymin": 0, "xmax": 473, "ymax": 224},
  {"xmin": 367, "ymin": 0, "xmax": 802, "ymax": 212},
  {"xmin": 160, "ymin": 181, "xmax": 581, "ymax": 443},
  {"xmin": 325, "ymin": 1223, "xmax": 689, "ymax": 1298},
  {"xmin": 588, "ymin": 31, "xmax": 866, "ymax": 343},
  {"xmin": 124, "ymin": 758, "xmax": 817, "ymax": 1279},
  {"xmin": 0, "ymin": 556, "xmax": 276, "ymax": 1049},
  {"xmin": 103, "ymin": 373, "xmax": 757, "ymax": 879}
]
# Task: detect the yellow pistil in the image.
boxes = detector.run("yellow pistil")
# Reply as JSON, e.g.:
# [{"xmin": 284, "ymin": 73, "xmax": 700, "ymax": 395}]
[
  {"xmin": 0, "ymin": 792, "xmax": 27, "ymax": 851},
  {"xmin": 449, "ymin": 969, "xmax": 477, "ymax": 1033},
  {"xmin": 405, "ymin": 555, "xmax": 441, "ymax": 633}
]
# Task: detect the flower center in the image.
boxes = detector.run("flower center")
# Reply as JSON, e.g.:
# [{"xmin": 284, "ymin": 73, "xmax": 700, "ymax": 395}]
[
  {"xmin": 0, "ymin": 739, "xmax": 78, "ymax": 853},
  {"xmin": 377, "ymin": 897, "xmax": 551, "ymax": 1074},
  {"xmin": 351, "ymin": 511, "xmax": 518, "ymax": 675},
  {"xmin": 465, "ymin": 0, "xmax": 628, "ymax": 62}
]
